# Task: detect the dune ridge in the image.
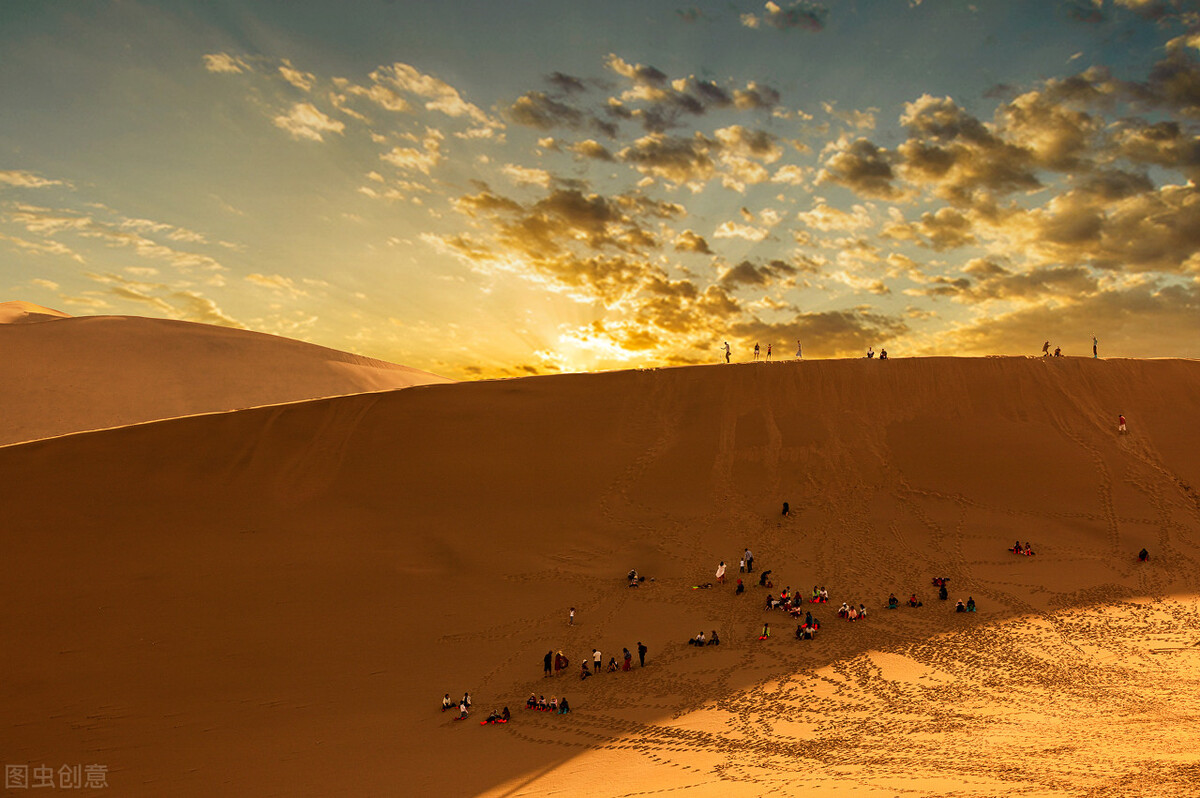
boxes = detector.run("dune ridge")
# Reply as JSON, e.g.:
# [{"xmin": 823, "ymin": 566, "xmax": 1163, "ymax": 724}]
[
  {"xmin": 2, "ymin": 356, "xmax": 1200, "ymax": 796},
  {"xmin": 0, "ymin": 311, "xmax": 451, "ymax": 446},
  {"xmin": 0, "ymin": 299, "xmax": 72, "ymax": 324}
]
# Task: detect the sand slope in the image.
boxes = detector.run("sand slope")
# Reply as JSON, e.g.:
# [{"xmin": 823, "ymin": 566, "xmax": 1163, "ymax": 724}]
[
  {"xmin": 0, "ymin": 310, "xmax": 451, "ymax": 445},
  {"xmin": 2, "ymin": 357, "xmax": 1200, "ymax": 796},
  {"xmin": 0, "ymin": 299, "xmax": 72, "ymax": 324}
]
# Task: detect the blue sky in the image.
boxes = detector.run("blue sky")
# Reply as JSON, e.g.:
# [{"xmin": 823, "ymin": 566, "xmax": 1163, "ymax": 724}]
[{"xmin": 2, "ymin": 0, "xmax": 1198, "ymax": 377}]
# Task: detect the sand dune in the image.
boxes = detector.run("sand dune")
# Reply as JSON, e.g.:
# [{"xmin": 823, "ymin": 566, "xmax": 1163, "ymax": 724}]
[
  {"xmin": 2, "ymin": 356, "xmax": 1200, "ymax": 796},
  {"xmin": 0, "ymin": 308, "xmax": 450, "ymax": 445},
  {"xmin": 0, "ymin": 299, "xmax": 72, "ymax": 324}
]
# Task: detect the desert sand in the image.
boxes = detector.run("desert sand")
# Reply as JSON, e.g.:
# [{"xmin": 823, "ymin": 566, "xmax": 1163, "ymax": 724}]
[
  {"xmin": 3, "ymin": 347, "xmax": 1200, "ymax": 797},
  {"xmin": 0, "ymin": 301, "xmax": 450, "ymax": 445}
]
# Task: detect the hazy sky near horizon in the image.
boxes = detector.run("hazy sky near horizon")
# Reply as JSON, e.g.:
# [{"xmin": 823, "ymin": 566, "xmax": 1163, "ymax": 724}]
[{"xmin": 2, "ymin": 0, "xmax": 1199, "ymax": 377}]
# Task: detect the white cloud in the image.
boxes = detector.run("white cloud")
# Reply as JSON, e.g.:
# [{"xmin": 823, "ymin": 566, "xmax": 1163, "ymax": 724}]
[
  {"xmin": 279, "ymin": 60, "xmax": 316, "ymax": 91},
  {"xmin": 245, "ymin": 273, "xmax": 307, "ymax": 298},
  {"xmin": 203, "ymin": 53, "xmax": 249, "ymax": 74},
  {"xmin": 370, "ymin": 63, "xmax": 495, "ymax": 126},
  {"xmin": 0, "ymin": 232, "xmax": 85, "ymax": 263},
  {"xmin": 502, "ymin": 164, "xmax": 552, "ymax": 187},
  {"xmin": 770, "ymin": 164, "xmax": 808, "ymax": 185},
  {"xmin": 273, "ymin": 102, "xmax": 346, "ymax": 142},
  {"xmin": 714, "ymin": 221, "xmax": 769, "ymax": 241},
  {"xmin": 797, "ymin": 199, "xmax": 874, "ymax": 231},
  {"xmin": 0, "ymin": 170, "xmax": 65, "ymax": 189}
]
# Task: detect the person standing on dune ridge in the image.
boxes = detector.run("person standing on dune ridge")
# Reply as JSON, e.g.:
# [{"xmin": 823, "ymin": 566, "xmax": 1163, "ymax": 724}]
[
  {"xmin": 796, "ymin": 339, "xmax": 802, "ymax": 358},
  {"xmin": 723, "ymin": 341, "xmax": 731, "ymax": 363},
  {"xmin": 1093, "ymin": 334, "xmax": 1099, "ymax": 358}
]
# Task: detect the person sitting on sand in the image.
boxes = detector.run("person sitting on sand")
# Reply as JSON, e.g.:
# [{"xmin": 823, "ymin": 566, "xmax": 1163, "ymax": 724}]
[
  {"xmin": 805, "ymin": 611, "xmax": 813, "ymax": 628},
  {"xmin": 765, "ymin": 594, "xmax": 779, "ymax": 610},
  {"xmin": 1054, "ymin": 346, "xmax": 1061, "ymax": 357},
  {"xmin": 688, "ymin": 631, "xmax": 705, "ymax": 646},
  {"xmin": 502, "ymin": 707, "xmax": 510, "ymax": 723},
  {"xmin": 955, "ymin": 600, "xmax": 966, "ymax": 613},
  {"xmin": 548, "ymin": 697, "xmax": 558, "ymax": 712},
  {"xmin": 888, "ymin": 594, "xmax": 899, "ymax": 609},
  {"xmin": 607, "ymin": 657, "xmax": 618, "ymax": 673},
  {"xmin": 458, "ymin": 701, "xmax": 469, "ymax": 720},
  {"xmin": 580, "ymin": 662, "xmax": 591, "ymax": 680},
  {"xmin": 847, "ymin": 605, "xmax": 859, "ymax": 620},
  {"xmin": 442, "ymin": 693, "xmax": 455, "ymax": 711},
  {"xmin": 1139, "ymin": 548, "xmax": 1150, "ymax": 562},
  {"xmin": 860, "ymin": 604, "xmax": 868, "ymax": 618},
  {"xmin": 782, "ymin": 502, "xmax": 790, "ymax": 517},
  {"xmin": 819, "ymin": 587, "xmax": 829, "ymax": 602},
  {"xmin": 484, "ymin": 709, "xmax": 502, "ymax": 724},
  {"xmin": 1023, "ymin": 542, "xmax": 1035, "ymax": 556},
  {"xmin": 628, "ymin": 569, "xmax": 640, "ymax": 588},
  {"xmin": 708, "ymin": 630, "xmax": 720, "ymax": 645},
  {"xmin": 736, "ymin": 578, "xmax": 745, "ymax": 595},
  {"xmin": 526, "ymin": 694, "xmax": 537, "ymax": 709},
  {"xmin": 1011, "ymin": 540, "xmax": 1022, "ymax": 554},
  {"xmin": 781, "ymin": 587, "xmax": 790, "ymax": 603},
  {"xmin": 939, "ymin": 584, "xmax": 949, "ymax": 601},
  {"xmin": 759, "ymin": 622, "xmax": 771, "ymax": 639},
  {"xmin": 558, "ymin": 697, "xmax": 570, "ymax": 714},
  {"xmin": 838, "ymin": 602, "xmax": 850, "ymax": 618},
  {"xmin": 967, "ymin": 597, "xmax": 976, "ymax": 612},
  {"xmin": 909, "ymin": 594, "xmax": 922, "ymax": 607}
]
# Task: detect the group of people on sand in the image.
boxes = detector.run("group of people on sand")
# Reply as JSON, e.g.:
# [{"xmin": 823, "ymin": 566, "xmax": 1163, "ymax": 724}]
[
  {"xmin": 687, "ymin": 630, "xmax": 720, "ymax": 646},
  {"xmin": 722, "ymin": 341, "xmax": 805, "ymax": 363},
  {"xmin": 760, "ymin": 584, "xmax": 829, "ymax": 618},
  {"xmin": 795, "ymin": 612, "xmax": 821, "ymax": 639},
  {"xmin": 443, "ymin": 691, "xmax": 473, "ymax": 720},
  {"xmin": 1041, "ymin": 335, "xmax": 1101, "ymax": 359},
  {"xmin": 955, "ymin": 597, "xmax": 977, "ymax": 613},
  {"xmin": 837, "ymin": 602, "xmax": 869, "ymax": 620},
  {"xmin": 887, "ymin": 593, "xmax": 924, "ymax": 609},
  {"xmin": 865, "ymin": 347, "xmax": 888, "ymax": 360},
  {"xmin": 545, "ymin": 650, "xmax": 571, "ymax": 677},
  {"xmin": 525, "ymin": 694, "xmax": 570, "ymax": 714},
  {"xmin": 1010, "ymin": 541, "xmax": 1036, "ymax": 556},
  {"xmin": 577, "ymin": 643, "xmax": 647, "ymax": 680}
]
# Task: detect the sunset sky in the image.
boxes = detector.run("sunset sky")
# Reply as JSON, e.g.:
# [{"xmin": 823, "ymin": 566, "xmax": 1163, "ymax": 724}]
[{"xmin": 2, "ymin": 0, "xmax": 1199, "ymax": 378}]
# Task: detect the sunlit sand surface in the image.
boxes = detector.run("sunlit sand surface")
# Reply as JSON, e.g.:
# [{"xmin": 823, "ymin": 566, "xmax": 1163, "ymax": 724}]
[{"xmin": 3, "ymin": 347, "xmax": 1199, "ymax": 796}]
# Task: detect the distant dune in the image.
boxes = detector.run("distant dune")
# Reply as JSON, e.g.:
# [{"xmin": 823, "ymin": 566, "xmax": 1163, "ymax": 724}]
[
  {"xmin": 2, "ymin": 357, "xmax": 1200, "ymax": 796},
  {"xmin": 0, "ymin": 305, "xmax": 451, "ymax": 445},
  {"xmin": 0, "ymin": 299, "xmax": 72, "ymax": 324}
]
